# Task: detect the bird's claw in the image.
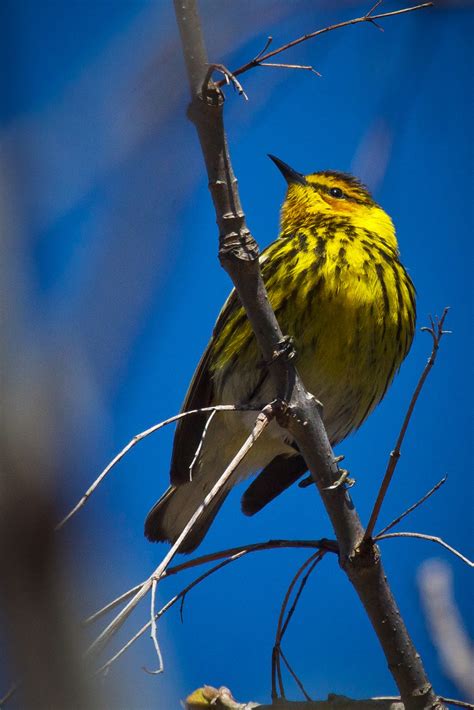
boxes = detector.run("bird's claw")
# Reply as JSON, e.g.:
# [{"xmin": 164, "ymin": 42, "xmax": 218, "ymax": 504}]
[{"xmin": 324, "ymin": 468, "xmax": 355, "ymax": 491}]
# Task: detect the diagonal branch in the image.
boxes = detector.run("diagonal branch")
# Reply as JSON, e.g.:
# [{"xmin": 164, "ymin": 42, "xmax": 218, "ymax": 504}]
[
  {"xmin": 56, "ymin": 404, "xmax": 255, "ymax": 530},
  {"xmin": 217, "ymin": 2, "xmax": 433, "ymax": 86},
  {"xmin": 86, "ymin": 404, "xmax": 275, "ymax": 659},
  {"xmin": 377, "ymin": 475, "xmax": 448, "ymax": 537},
  {"xmin": 365, "ymin": 308, "xmax": 450, "ymax": 540}
]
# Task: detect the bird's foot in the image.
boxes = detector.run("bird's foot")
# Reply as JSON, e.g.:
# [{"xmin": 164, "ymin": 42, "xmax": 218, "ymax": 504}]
[{"xmin": 324, "ymin": 468, "xmax": 355, "ymax": 491}]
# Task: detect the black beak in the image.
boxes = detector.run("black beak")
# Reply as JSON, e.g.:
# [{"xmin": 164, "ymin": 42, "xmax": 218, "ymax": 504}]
[{"xmin": 268, "ymin": 154, "xmax": 307, "ymax": 186}]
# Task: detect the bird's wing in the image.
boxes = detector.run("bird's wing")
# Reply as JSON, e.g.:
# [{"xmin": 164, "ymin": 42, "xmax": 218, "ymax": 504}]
[
  {"xmin": 169, "ymin": 241, "xmax": 284, "ymax": 486},
  {"xmin": 241, "ymin": 453, "xmax": 307, "ymax": 515},
  {"xmin": 169, "ymin": 291, "xmax": 239, "ymax": 485}
]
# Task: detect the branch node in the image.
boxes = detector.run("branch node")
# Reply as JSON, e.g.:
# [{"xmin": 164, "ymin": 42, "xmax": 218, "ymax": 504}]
[{"xmin": 218, "ymin": 227, "xmax": 259, "ymax": 263}]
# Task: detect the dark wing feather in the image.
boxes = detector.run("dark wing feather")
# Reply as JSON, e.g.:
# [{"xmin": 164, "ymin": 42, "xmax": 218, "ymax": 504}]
[
  {"xmin": 170, "ymin": 291, "xmax": 239, "ymax": 485},
  {"xmin": 241, "ymin": 454, "xmax": 307, "ymax": 516}
]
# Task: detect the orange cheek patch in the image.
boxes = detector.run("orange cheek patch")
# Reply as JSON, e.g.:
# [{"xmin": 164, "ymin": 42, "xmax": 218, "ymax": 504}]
[{"xmin": 322, "ymin": 196, "xmax": 359, "ymax": 214}]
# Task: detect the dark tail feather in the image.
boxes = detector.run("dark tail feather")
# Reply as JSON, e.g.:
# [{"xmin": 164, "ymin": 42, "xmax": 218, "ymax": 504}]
[
  {"xmin": 241, "ymin": 454, "xmax": 307, "ymax": 516},
  {"xmin": 144, "ymin": 482, "xmax": 230, "ymax": 554}
]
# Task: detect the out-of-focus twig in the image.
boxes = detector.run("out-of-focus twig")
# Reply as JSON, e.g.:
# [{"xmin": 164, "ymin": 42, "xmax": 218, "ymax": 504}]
[{"xmin": 418, "ymin": 560, "xmax": 474, "ymax": 702}]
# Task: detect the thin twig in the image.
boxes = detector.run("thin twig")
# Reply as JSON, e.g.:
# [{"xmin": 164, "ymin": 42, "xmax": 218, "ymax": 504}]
[
  {"xmin": 188, "ymin": 409, "xmax": 217, "ymax": 480},
  {"xmin": 179, "ymin": 551, "xmax": 246, "ymax": 622},
  {"xmin": 377, "ymin": 475, "xmax": 448, "ymax": 536},
  {"xmin": 56, "ymin": 404, "xmax": 254, "ymax": 530},
  {"xmin": 280, "ymin": 553, "xmax": 325, "ymax": 641},
  {"xmin": 252, "ymin": 35, "xmax": 273, "ymax": 62},
  {"xmin": 86, "ymin": 404, "xmax": 275, "ymax": 659},
  {"xmin": 375, "ymin": 532, "xmax": 474, "ymax": 568},
  {"xmin": 371, "ymin": 698, "xmax": 474, "ymax": 709},
  {"xmin": 217, "ymin": 2, "xmax": 433, "ymax": 85},
  {"xmin": 0, "ymin": 683, "xmax": 18, "ymax": 708},
  {"xmin": 142, "ymin": 578, "xmax": 164, "ymax": 675},
  {"xmin": 82, "ymin": 582, "xmax": 145, "ymax": 627},
  {"xmin": 96, "ymin": 550, "xmax": 247, "ymax": 675},
  {"xmin": 279, "ymin": 648, "xmax": 312, "ymax": 702},
  {"xmin": 364, "ymin": 308, "xmax": 450, "ymax": 540},
  {"xmin": 206, "ymin": 62, "xmax": 248, "ymax": 100},
  {"xmin": 439, "ymin": 697, "xmax": 474, "ymax": 709},
  {"xmin": 84, "ymin": 538, "xmax": 337, "ymax": 628},
  {"xmin": 259, "ymin": 62, "xmax": 321, "ymax": 77},
  {"xmin": 272, "ymin": 551, "xmax": 325, "ymax": 699}
]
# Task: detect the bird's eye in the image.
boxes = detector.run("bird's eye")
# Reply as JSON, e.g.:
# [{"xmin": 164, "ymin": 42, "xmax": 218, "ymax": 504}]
[{"xmin": 329, "ymin": 187, "xmax": 345, "ymax": 199}]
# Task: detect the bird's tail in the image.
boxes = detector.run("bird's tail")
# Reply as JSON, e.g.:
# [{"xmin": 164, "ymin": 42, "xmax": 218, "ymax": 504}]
[{"xmin": 144, "ymin": 479, "xmax": 231, "ymax": 553}]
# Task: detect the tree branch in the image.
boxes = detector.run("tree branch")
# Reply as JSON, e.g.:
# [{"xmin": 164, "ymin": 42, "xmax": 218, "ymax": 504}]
[
  {"xmin": 86, "ymin": 404, "xmax": 275, "ymax": 659},
  {"xmin": 173, "ymin": 1, "xmax": 444, "ymax": 708},
  {"xmin": 216, "ymin": 2, "xmax": 433, "ymax": 86},
  {"xmin": 365, "ymin": 309, "xmax": 450, "ymax": 540},
  {"xmin": 56, "ymin": 404, "xmax": 255, "ymax": 530}
]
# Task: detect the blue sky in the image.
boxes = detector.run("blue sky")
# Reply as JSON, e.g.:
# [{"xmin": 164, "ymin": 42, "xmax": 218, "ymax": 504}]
[{"xmin": 2, "ymin": 1, "xmax": 473, "ymax": 707}]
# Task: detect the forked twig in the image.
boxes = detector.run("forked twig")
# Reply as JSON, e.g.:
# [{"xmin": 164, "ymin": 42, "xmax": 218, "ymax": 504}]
[
  {"xmin": 375, "ymin": 532, "xmax": 474, "ymax": 568},
  {"xmin": 86, "ymin": 404, "xmax": 275, "ymax": 659},
  {"xmin": 216, "ymin": 2, "xmax": 433, "ymax": 86},
  {"xmin": 364, "ymin": 308, "xmax": 450, "ymax": 540},
  {"xmin": 56, "ymin": 404, "xmax": 255, "ymax": 530},
  {"xmin": 205, "ymin": 63, "xmax": 248, "ymax": 100},
  {"xmin": 272, "ymin": 551, "xmax": 325, "ymax": 699},
  {"xmin": 377, "ymin": 475, "xmax": 448, "ymax": 536},
  {"xmin": 96, "ymin": 550, "xmax": 246, "ymax": 675}
]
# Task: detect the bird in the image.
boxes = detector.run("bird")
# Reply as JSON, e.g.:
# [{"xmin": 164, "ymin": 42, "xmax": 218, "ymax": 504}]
[{"xmin": 145, "ymin": 155, "xmax": 416, "ymax": 553}]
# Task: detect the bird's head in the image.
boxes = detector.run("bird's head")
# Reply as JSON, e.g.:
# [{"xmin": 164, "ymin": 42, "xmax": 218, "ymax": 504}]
[{"xmin": 269, "ymin": 154, "xmax": 397, "ymax": 249}]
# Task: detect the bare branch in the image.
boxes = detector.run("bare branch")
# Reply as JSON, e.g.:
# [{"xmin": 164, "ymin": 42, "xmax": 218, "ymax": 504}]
[
  {"xmin": 217, "ymin": 2, "xmax": 433, "ymax": 85},
  {"xmin": 87, "ymin": 404, "xmax": 275, "ymax": 658},
  {"xmin": 279, "ymin": 648, "xmax": 312, "ymax": 702},
  {"xmin": 97, "ymin": 550, "xmax": 247, "ymax": 675},
  {"xmin": 272, "ymin": 552, "xmax": 325, "ymax": 699},
  {"xmin": 252, "ymin": 35, "xmax": 273, "ymax": 62},
  {"xmin": 365, "ymin": 308, "xmax": 450, "ymax": 540},
  {"xmin": 56, "ymin": 404, "xmax": 255, "ymax": 530},
  {"xmin": 84, "ymin": 538, "xmax": 337, "ymax": 628},
  {"xmin": 259, "ymin": 62, "xmax": 321, "ymax": 77},
  {"xmin": 375, "ymin": 532, "xmax": 474, "ymax": 568},
  {"xmin": 438, "ymin": 699, "xmax": 474, "ymax": 709},
  {"xmin": 206, "ymin": 63, "xmax": 248, "ymax": 100},
  {"xmin": 377, "ymin": 475, "xmax": 448, "ymax": 536}
]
